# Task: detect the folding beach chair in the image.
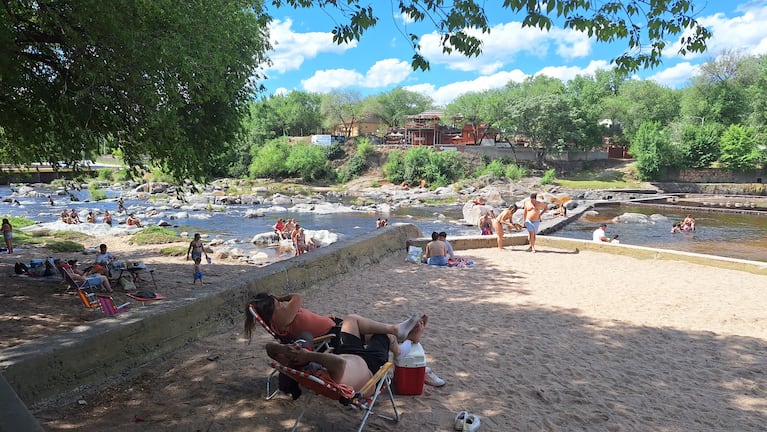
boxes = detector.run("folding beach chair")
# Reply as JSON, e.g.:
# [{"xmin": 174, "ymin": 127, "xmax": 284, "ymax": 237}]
[
  {"xmin": 270, "ymin": 360, "xmax": 399, "ymax": 432},
  {"xmin": 60, "ymin": 264, "xmax": 104, "ymax": 292},
  {"xmin": 247, "ymin": 304, "xmax": 335, "ymax": 400},
  {"xmin": 76, "ymin": 287, "xmax": 100, "ymax": 310},
  {"xmin": 97, "ymin": 295, "xmax": 130, "ymax": 316}
]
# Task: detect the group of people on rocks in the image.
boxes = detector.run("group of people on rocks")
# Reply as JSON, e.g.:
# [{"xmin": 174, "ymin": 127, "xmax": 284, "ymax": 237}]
[
  {"xmin": 476, "ymin": 193, "xmax": 547, "ymax": 252},
  {"xmin": 273, "ymin": 218, "xmax": 320, "ymax": 256},
  {"xmin": 58, "ymin": 208, "xmax": 139, "ymax": 227},
  {"xmin": 375, "ymin": 218, "xmax": 388, "ymax": 228}
]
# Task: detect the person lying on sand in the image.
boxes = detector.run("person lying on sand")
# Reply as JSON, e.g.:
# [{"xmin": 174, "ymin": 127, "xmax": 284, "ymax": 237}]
[{"xmin": 265, "ymin": 315, "xmax": 429, "ymax": 396}]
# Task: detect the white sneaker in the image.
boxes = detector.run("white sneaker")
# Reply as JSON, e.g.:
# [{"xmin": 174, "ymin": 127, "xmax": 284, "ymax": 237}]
[{"xmin": 424, "ymin": 367, "xmax": 445, "ymax": 387}]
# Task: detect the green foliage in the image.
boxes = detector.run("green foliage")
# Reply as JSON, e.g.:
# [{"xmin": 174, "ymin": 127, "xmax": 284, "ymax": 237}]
[
  {"xmin": 130, "ymin": 226, "xmax": 179, "ymax": 245},
  {"xmin": 2, "ymin": 216, "xmax": 34, "ymax": 228},
  {"xmin": 285, "ymin": 143, "xmax": 332, "ymax": 181},
  {"xmin": 356, "ymin": 138, "xmax": 374, "ymax": 159},
  {"xmin": 679, "ymin": 123, "xmax": 721, "ymax": 168},
  {"xmin": 630, "ymin": 122, "xmax": 677, "ymax": 180},
  {"xmin": 505, "ymin": 164, "xmax": 528, "ymax": 180},
  {"xmin": 475, "ymin": 160, "xmax": 506, "ymax": 178},
  {"xmin": 323, "ymin": 143, "xmax": 345, "ymax": 160},
  {"xmin": 719, "ymin": 124, "xmax": 761, "ymax": 171},
  {"xmin": 97, "ymin": 169, "xmax": 114, "ymax": 181},
  {"xmin": 383, "ymin": 147, "xmax": 465, "ymax": 188},
  {"xmin": 114, "ymin": 169, "xmax": 133, "ymax": 182},
  {"xmin": 249, "ymin": 138, "xmax": 290, "ymax": 178},
  {"xmin": 88, "ymin": 183, "xmax": 107, "ymax": 201},
  {"xmin": 0, "ymin": 1, "xmax": 271, "ymax": 181},
  {"xmin": 45, "ymin": 240, "xmax": 85, "ymax": 253},
  {"xmin": 159, "ymin": 245, "xmax": 188, "ymax": 256},
  {"xmin": 540, "ymin": 169, "xmax": 557, "ymax": 185},
  {"xmin": 303, "ymin": 1, "xmax": 710, "ymax": 74}
]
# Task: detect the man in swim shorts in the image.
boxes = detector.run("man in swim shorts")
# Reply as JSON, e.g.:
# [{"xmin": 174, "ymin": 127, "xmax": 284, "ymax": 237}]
[{"xmin": 522, "ymin": 193, "xmax": 547, "ymax": 252}]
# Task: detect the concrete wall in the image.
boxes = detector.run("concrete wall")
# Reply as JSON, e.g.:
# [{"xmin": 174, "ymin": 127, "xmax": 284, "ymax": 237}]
[
  {"xmin": 0, "ymin": 223, "xmax": 421, "ymax": 408},
  {"xmin": 669, "ymin": 168, "xmax": 766, "ymax": 184},
  {"xmin": 654, "ymin": 182, "xmax": 767, "ymax": 196}
]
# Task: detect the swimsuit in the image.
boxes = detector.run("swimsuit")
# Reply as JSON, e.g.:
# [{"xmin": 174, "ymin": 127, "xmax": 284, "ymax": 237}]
[
  {"xmin": 525, "ymin": 220, "xmax": 540, "ymax": 233},
  {"xmin": 334, "ymin": 332, "xmax": 390, "ymax": 374}
]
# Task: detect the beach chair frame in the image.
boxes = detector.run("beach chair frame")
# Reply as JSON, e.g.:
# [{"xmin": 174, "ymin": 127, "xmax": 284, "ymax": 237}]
[
  {"xmin": 270, "ymin": 360, "xmax": 399, "ymax": 432},
  {"xmin": 97, "ymin": 295, "xmax": 130, "ymax": 316},
  {"xmin": 247, "ymin": 304, "xmax": 334, "ymax": 400}
]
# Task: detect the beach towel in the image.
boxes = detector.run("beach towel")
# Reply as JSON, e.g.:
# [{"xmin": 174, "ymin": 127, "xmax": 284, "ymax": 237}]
[{"xmin": 447, "ymin": 258, "xmax": 475, "ymax": 268}]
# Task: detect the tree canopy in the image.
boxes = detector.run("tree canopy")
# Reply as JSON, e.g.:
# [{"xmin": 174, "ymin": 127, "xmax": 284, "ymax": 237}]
[
  {"xmin": 276, "ymin": 0, "xmax": 711, "ymax": 74},
  {"xmin": 0, "ymin": 0, "xmax": 270, "ymax": 180}
]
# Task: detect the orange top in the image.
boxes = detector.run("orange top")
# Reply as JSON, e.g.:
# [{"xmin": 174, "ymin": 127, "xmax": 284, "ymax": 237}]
[{"xmin": 277, "ymin": 308, "xmax": 335, "ymax": 339}]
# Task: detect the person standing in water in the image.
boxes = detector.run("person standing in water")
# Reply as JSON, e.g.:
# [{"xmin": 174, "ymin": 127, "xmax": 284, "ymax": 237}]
[{"xmin": 522, "ymin": 193, "xmax": 547, "ymax": 253}]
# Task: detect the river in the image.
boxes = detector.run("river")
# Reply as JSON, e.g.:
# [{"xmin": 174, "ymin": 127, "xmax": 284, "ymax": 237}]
[{"xmin": 3, "ymin": 185, "xmax": 766, "ymax": 263}]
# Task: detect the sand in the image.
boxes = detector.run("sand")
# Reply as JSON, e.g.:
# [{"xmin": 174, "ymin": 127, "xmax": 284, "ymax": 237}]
[{"xmin": 14, "ymin": 239, "xmax": 762, "ymax": 431}]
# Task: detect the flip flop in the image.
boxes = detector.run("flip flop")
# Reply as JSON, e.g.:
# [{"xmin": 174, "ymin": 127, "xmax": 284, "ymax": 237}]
[{"xmin": 454, "ymin": 411, "xmax": 469, "ymax": 431}]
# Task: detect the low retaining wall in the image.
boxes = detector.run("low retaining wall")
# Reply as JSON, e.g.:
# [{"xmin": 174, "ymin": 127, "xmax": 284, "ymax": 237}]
[
  {"xmin": 407, "ymin": 233, "xmax": 767, "ymax": 276},
  {"xmin": 0, "ymin": 223, "xmax": 420, "ymax": 410}
]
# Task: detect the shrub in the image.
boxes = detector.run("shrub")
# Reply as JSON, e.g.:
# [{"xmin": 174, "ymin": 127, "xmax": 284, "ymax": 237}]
[
  {"xmin": 129, "ymin": 226, "xmax": 179, "ymax": 245},
  {"xmin": 88, "ymin": 183, "xmax": 107, "ymax": 201},
  {"xmin": 285, "ymin": 143, "xmax": 332, "ymax": 181},
  {"xmin": 540, "ymin": 169, "xmax": 557, "ymax": 185},
  {"xmin": 505, "ymin": 164, "xmax": 528, "ymax": 180},
  {"xmin": 249, "ymin": 137, "xmax": 290, "ymax": 178},
  {"xmin": 719, "ymin": 124, "xmax": 761, "ymax": 171},
  {"xmin": 97, "ymin": 168, "xmax": 114, "ymax": 181},
  {"xmin": 475, "ymin": 159, "xmax": 505, "ymax": 178},
  {"xmin": 629, "ymin": 122, "xmax": 677, "ymax": 180},
  {"xmin": 45, "ymin": 240, "xmax": 85, "ymax": 253},
  {"xmin": 323, "ymin": 142, "xmax": 345, "ymax": 160}
]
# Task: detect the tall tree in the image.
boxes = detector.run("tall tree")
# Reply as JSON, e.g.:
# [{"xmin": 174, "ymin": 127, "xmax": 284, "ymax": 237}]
[
  {"xmin": 320, "ymin": 90, "xmax": 364, "ymax": 138},
  {"xmin": 371, "ymin": 87, "xmax": 433, "ymax": 128},
  {"xmin": 446, "ymin": 89, "xmax": 507, "ymax": 145},
  {"xmin": 0, "ymin": 0, "xmax": 270, "ymax": 180},
  {"xmin": 604, "ymin": 80, "xmax": 680, "ymax": 142},
  {"xmin": 275, "ymin": 0, "xmax": 711, "ymax": 74}
]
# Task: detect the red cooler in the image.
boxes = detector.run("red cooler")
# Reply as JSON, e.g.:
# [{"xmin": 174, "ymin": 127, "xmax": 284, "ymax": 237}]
[{"xmin": 394, "ymin": 342, "xmax": 426, "ymax": 395}]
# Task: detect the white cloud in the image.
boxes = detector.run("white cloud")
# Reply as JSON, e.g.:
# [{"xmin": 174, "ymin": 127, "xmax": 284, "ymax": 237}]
[
  {"xmin": 667, "ymin": 3, "xmax": 767, "ymax": 59},
  {"xmin": 300, "ymin": 59, "xmax": 412, "ymax": 92},
  {"xmin": 301, "ymin": 69, "xmax": 364, "ymax": 93},
  {"xmin": 362, "ymin": 59, "xmax": 412, "ymax": 87},
  {"xmin": 535, "ymin": 60, "xmax": 611, "ymax": 81},
  {"xmin": 405, "ymin": 69, "xmax": 529, "ymax": 106},
  {"xmin": 646, "ymin": 62, "xmax": 700, "ymax": 88},
  {"xmin": 267, "ymin": 19, "xmax": 356, "ymax": 74},
  {"xmin": 416, "ymin": 21, "xmax": 592, "ymax": 74}
]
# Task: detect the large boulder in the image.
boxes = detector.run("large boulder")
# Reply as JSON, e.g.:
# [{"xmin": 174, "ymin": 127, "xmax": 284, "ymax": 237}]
[
  {"xmin": 252, "ymin": 231, "xmax": 280, "ymax": 245},
  {"xmin": 462, "ymin": 201, "xmax": 495, "ymax": 226}
]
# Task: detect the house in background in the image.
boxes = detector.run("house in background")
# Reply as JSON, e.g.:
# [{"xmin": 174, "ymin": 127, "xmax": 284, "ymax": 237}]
[{"xmin": 405, "ymin": 110, "xmax": 492, "ymax": 146}]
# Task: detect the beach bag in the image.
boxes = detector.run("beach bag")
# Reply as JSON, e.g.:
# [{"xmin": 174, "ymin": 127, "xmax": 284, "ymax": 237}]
[
  {"xmin": 405, "ymin": 246, "xmax": 423, "ymax": 264},
  {"xmin": 14, "ymin": 262, "xmax": 28, "ymax": 274},
  {"xmin": 119, "ymin": 274, "xmax": 136, "ymax": 291}
]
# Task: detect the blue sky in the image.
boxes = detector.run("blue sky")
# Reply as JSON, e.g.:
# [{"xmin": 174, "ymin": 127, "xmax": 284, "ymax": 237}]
[{"xmin": 261, "ymin": 1, "xmax": 767, "ymax": 106}]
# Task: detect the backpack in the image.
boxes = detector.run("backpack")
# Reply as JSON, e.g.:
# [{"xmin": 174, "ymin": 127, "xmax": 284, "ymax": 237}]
[{"xmin": 14, "ymin": 262, "xmax": 29, "ymax": 274}]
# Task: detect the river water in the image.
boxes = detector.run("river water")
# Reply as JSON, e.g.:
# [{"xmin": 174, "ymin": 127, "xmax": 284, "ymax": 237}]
[
  {"xmin": 550, "ymin": 204, "xmax": 767, "ymax": 262},
  {"xmin": 3, "ymin": 185, "xmax": 766, "ymax": 263}
]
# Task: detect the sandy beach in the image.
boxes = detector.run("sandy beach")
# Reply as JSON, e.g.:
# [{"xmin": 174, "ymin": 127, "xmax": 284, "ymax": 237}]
[{"xmin": 16, "ymin": 240, "xmax": 766, "ymax": 431}]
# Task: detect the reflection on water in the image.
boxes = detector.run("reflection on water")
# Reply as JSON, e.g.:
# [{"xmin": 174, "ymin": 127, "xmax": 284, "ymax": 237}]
[{"xmin": 551, "ymin": 204, "xmax": 767, "ymax": 262}]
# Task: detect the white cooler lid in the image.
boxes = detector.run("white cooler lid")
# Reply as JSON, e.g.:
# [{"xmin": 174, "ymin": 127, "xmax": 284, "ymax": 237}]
[{"xmin": 395, "ymin": 342, "xmax": 426, "ymax": 367}]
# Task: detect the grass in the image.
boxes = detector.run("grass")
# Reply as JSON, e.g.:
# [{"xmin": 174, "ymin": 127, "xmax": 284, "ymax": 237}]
[
  {"xmin": 159, "ymin": 245, "xmax": 187, "ymax": 256},
  {"xmin": 129, "ymin": 226, "xmax": 181, "ymax": 245},
  {"xmin": 556, "ymin": 161, "xmax": 650, "ymax": 189}
]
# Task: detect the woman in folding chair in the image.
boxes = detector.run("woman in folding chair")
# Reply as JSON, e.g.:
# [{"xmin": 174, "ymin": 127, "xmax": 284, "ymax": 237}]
[{"xmin": 245, "ymin": 292, "xmax": 422, "ymax": 344}]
